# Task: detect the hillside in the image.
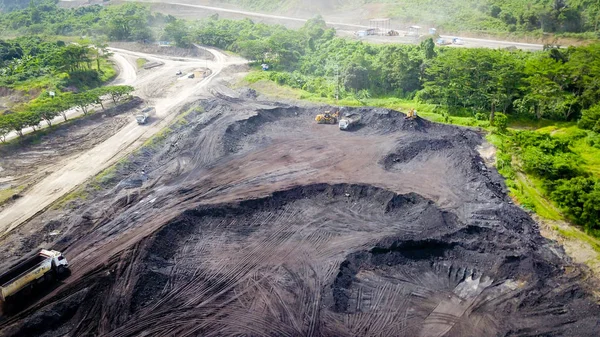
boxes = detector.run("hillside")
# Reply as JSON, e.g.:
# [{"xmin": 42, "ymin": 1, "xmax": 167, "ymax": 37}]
[{"xmin": 217, "ymin": 0, "xmax": 599, "ymax": 36}]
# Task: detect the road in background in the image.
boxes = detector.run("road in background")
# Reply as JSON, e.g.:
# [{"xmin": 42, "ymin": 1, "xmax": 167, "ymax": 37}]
[{"xmin": 118, "ymin": 0, "xmax": 544, "ymax": 51}]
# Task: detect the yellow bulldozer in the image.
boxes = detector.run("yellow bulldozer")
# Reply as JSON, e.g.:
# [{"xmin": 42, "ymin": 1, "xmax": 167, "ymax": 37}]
[{"xmin": 315, "ymin": 110, "xmax": 340, "ymax": 124}]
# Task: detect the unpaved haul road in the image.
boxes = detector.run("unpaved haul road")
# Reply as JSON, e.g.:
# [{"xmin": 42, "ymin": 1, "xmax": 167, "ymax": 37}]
[{"xmin": 0, "ymin": 46, "xmax": 245, "ymax": 236}]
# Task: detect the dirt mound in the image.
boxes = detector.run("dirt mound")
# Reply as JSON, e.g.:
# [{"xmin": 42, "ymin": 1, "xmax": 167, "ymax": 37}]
[
  {"xmin": 109, "ymin": 42, "xmax": 214, "ymax": 60},
  {"xmin": 330, "ymin": 232, "xmax": 599, "ymax": 336},
  {"xmin": 4, "ymin": 184, "xmax": 599, "ymax": 336},
  {"xmin": 382, "ymin": 138, "xmax": 455, "ymax": 168},
  {"xmin": 1, "ymin": 98, "xmax": 599, "ymax": 336}
]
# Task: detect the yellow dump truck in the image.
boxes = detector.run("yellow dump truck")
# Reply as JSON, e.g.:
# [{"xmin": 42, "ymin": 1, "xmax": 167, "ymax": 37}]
[{"xmin": 0, "ymin": 249, "xmax": 69, "ymax": 303}]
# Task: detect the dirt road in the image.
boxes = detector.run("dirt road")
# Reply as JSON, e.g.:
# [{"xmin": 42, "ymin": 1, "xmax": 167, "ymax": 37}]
[{"xmin": 0, "ymin": 46, "xmax": 244, "ymax": 236}]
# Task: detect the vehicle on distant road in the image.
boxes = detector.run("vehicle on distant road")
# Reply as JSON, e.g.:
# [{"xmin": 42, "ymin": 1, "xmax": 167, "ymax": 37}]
[
  {"xmin": 176, "ymin": 70, "xmax": 182, "ymax": 75},
  {"xmin": 0, "ymin": 249, "xmax": 69, "ymax": 305},
  {"xmin": 188, "ymin": 73, "xmax": 195, "ymax": 79},
  {"xmin": 452, "ymin": 38, "xmax": 464, "ymax": 45},
  {"xmin": 436, "ymin": 38, "xmax": 451, "ymax": 46}
]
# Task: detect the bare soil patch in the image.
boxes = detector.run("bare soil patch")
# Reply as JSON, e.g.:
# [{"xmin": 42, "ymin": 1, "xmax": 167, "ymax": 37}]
[{"xmin": 0, "ymin": 94, "xmax": 599, "ymax": 336}]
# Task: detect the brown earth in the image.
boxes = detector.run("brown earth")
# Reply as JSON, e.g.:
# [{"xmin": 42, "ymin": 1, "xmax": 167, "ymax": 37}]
[{"xmin": 0, "ymin": 95, "xmax": 599, "ymax": 336}]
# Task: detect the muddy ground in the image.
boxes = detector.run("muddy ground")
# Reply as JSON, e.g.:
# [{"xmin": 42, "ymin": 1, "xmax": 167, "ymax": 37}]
[{"xmin": 0, "ymin": 94, "xmax": 599, "ymax": 336}]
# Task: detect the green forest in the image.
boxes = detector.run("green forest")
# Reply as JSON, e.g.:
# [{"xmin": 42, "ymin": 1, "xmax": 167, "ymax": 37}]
[{"xmin": 0, "ymin": 2, "xmax": 599, "ymax": 233}]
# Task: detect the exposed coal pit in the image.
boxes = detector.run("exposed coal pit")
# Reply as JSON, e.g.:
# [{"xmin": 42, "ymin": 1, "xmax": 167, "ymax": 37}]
[
  {"xmin": 2, "ymin": 100, "xmax": 600, "ymax": 336},
  {"xmin": 8, "ymin": 184, "xmax": 595, "ymax": 337}
]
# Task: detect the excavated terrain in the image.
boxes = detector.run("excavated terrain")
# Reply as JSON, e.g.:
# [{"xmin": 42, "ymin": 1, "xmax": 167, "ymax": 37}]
[{"xmin": 0, "ymin": 95, "xmax": 599, "ymax": 336}]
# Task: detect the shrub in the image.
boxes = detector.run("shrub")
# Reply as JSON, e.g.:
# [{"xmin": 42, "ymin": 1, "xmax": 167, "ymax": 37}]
[
  {"xmin": 578, "ymin": 104, "xmax": 600, "ymax": 132},
  {"xmin": 551, "ymin": 177, "xmax": 600, "ymax": 231},
  {"xmin": 475, "ymin": 112, "xmax": 488, "ymax": 121},
  {"xmin": 493, "ymin": 113, "xmax": 508, "ymax": 133}
]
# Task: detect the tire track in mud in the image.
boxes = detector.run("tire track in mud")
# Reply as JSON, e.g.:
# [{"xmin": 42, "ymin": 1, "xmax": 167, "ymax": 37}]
[{"xmin": 1, "ymin": 102, "xmax": 600, "ymax": 336}]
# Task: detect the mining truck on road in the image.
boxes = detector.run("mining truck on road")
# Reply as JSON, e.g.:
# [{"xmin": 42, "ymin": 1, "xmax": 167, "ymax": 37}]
[
  {"xmin": 136, "ymin": 107, "xmax": 155, "ymax": 125},
  {"xmin": 0, "ymin": 249, "xmax": 69, "ymax": 304}
]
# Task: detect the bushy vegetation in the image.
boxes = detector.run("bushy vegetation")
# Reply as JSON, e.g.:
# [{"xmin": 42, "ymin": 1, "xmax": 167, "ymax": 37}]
[
  {"xmin": 497, "ymin": 129, "xmax": 600, "ymax": 233},
  {"xmin": 0, "ymin": 36, "xmax": 113, "ymax": 90},
  {"xmin": 0, "ymin": 1, "xmax": 164, "ymax": 40},
  {"xmin": 0, "ymin": 85, "xmax": 133, "ymax": 141}
]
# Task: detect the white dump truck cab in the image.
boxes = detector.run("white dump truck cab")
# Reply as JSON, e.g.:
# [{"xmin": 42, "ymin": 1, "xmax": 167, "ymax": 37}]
[
  {"xmin": 339, "ymin": 119, "xmax": 351, "ymax": 130},
  {"xmin": 136, "ymin": 107, "xmax": 155, "ymax": 125},
  {"xmin": 46, "ymin": 250, "xmax": 69, "ymax": 269}
]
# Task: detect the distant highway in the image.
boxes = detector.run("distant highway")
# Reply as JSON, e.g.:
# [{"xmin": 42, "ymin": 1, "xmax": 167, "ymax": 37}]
[
  {"xmin": 60, "ymin": 0, "xmax": 545, "ymax": 50},
  {"xmin": 129, "ymin": 0, "xmax": 544, "ymax": 51}
]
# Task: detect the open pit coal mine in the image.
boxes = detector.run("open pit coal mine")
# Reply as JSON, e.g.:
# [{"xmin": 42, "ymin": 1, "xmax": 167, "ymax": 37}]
[{"xmin": 0, "ymin": 96, "xmax": 599, "ymax": 336}]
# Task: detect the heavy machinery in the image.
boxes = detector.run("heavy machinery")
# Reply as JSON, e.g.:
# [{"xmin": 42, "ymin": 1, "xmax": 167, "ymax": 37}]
[
  {"xmin": 0, "ymin": 249, "xmax": 69, "ymax": 304},
  {"xmin": 136, "ymin": 106, "xmax": 155, "ymax": 125},
  {"xmin": 315, "ymin": 110, "xmax": 339, "ymax": 124},
  {"xmin": 405, "ymin": 108, "xmax": 418, "ymax": 120},
  {"xmin": 386, "ymin": 30, "xmax": 399, "ymax": 36},
  {"xmin": 339, "ymin": 113, "xmax": 361, "ymax": 130}
]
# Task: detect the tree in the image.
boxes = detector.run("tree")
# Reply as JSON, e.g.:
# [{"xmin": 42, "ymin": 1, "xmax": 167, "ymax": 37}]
[
  {"xmin": 514, "ymin": 53, "xmax": 575, "ymax": 120},
  {"xmin": 0, "ymin": 115, "xmax": 12, "ymax": 142},
  {"xmin": 0, "ymin": 40, "xmax": 23, "ymax": 65},
  {"xmin": 105, "ymin": 85, "xmax": 134, "ymax": 103},
  {"xmin": 71, "ymin": 92, "xmax": 96, "ymax": 115},
  {"xmin": 342, "ymin": 64, "xmax": 369, "ymax": 93},
  {"xmin": 89, "ymin": 88, "xmax": 105, "ymax": 110},
  {"xmin": 163, "ymin": 19, "xmax": 192, "ymax": 47},
  {"xmin": 27, "ymin": 100, "xmax": 59, "ymax": 126},
  {"xmin": 579, "ymin": 104, "xmax": 600, "ymax": 132},
  {"xmin": 566, "ymin": 44, "xmax": 600, "ymax": 110},
  {"xmin": 102, "ymin": 3, "xmax": 153, "ymax": 41},
  {"xmin": 6, "ymin": 113, "xmax": 26, "ymax": 137},
  {"xmin": 92, "ymin": 41, "xmax": 112, "ymax": 72},
  {"xmin": 21, "ymin": 111, "xmax": 42, "ymax": 132},
  {"xmin": 373, "ymin": 45, "xmax": 422, "ymax": 94},
  {"xmin": 420, "ymin": 38, "xmax": 436, "ymax": 59}
]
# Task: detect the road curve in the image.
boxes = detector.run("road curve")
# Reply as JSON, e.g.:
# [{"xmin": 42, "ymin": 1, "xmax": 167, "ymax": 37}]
[{"xmin": 2, "ymin": 53, "xmax": 138, "ymax": 143}]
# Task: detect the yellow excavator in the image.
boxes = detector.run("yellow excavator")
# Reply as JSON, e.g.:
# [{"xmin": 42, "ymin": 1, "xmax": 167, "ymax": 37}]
[
  {"xmin": 315, "ymin": 110, "xmax": 340, "ymax": 124},
  {"xmin": 405, "ymin": 108, "xmax": 417, "ymax": 120}
]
